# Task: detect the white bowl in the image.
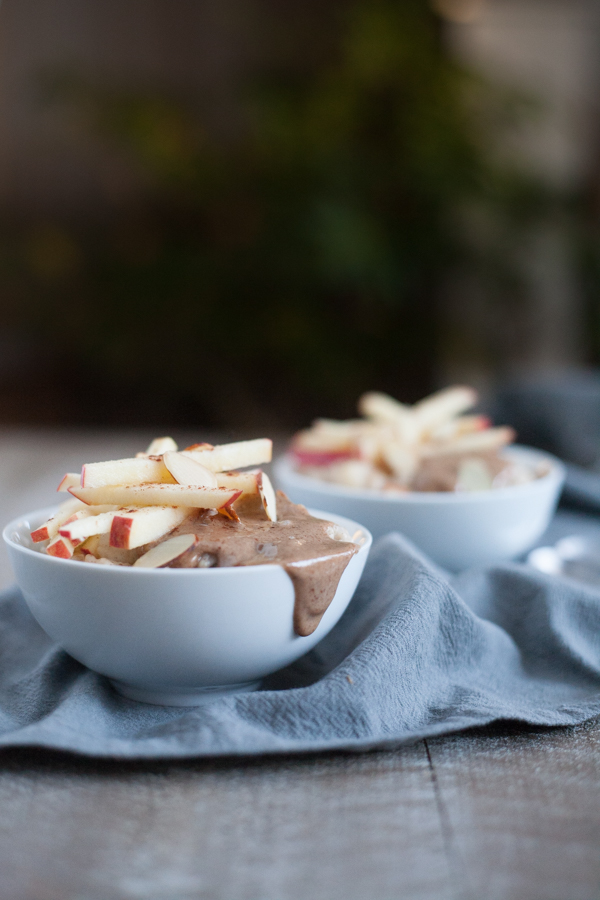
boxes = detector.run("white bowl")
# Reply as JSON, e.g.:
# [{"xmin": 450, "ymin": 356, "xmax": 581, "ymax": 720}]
[
  {"xmin": 274, "ymin": 446, "xmax": 565, "ymax": 571},
  {"xmin": 3, "ymin": 507, "xmax": 371, "ymax": 706}
]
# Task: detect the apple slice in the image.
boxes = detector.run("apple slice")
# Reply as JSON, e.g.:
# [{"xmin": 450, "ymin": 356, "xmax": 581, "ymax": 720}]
[
  {"xmin": 292, "ymin": 430, "xmax": 355, "ymax": 455},
  {"xmin": 216, "ymin": 469, "xmax": 261, "ymax": 497},
  {"xmin": 162, "ymin": 451, "xmax": 218, "ymax": 488},
  {"xmin": 80, "ymin": 534, "xmax": 101, "ymax": 557},
  {"xmin": 57, "ymin": 473, "xmax": 81, "ymax": 492},
  {"xmin": 182, "ymin": 438, "xmax": 272, "ymax": 473},
  {"xmin": 358, "ymin": 393, "xmax": 421, "ymax": 445},
  {"xmin": 291, "ymin": 448, "xmax": 356, "ymax": 467},
  {"xmin": 81, "ymin": 456, "xmax": 175, "ymax": 488},
  {"xmin": 258, "ymin": 471, "xmax": 277, "ymax": 522},
  {"xmin": 412, "ymin": 386, "xmax": 477, "ymax": 432},
  {"xmin": 422, "ymin": 426, "xmax": 515, "ymax": 458},
  {"xmin": 59, "ymin": 509, "xmax": 120, "ymax": 546},
  {"xmin": 430, "ymin": 414, "xmax": 490, "ymax": 442},
  {"xmin": 109, "ymin": 506, "xmax": 191, "ymax": 549},
  {"xmin": 70, "ymin": 483, "xmax": 242, "ymax": 510},
  {"xmin": 183, "ymin": 442, "xmax": 214, "ymax": 452},
  {"xmin": 34, "ymin": 505, "xmax": 118, "ymax": 544},
  {"xmin": 133, "ymin": 534, "xmax": 199, "ymax": 568},
  {"xmin": 144, "ymin": 436, "xmax": 178, "ymax": 456},
  {"xmin": 31, "ymin": 516, "xmax": 66, "ymax": 543},
  {"xmin": 30, "ymin": 499, "xmax": 89, "ymax": 543},
  {"xmin": 46, "ymin": 534, "xmax": 75, "ymax": 559},
  {"xmin": 358, "ymin": 391, "xmax": 411, "ymax": 420},
  {"xmin": 380, "ymin": 443, "xmax": 418, "ymax": 484}
]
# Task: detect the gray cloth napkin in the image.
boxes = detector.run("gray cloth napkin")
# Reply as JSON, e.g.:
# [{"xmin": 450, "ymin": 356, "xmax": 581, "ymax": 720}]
[{"xmin": 1, "ymin": 529, "xmax": 600, "ymax": 758}]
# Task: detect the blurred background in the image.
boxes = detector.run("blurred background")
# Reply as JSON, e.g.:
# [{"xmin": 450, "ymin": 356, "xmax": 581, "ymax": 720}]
[{"xmin": 1, "ymin": 0, "xmax": 600, "ymax": 459}]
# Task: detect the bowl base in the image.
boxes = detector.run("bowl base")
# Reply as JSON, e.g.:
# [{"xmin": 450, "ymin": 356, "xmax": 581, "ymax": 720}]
[{"xmin": 110, "ymin": 679, "xmax": 261, "ymax": 707}]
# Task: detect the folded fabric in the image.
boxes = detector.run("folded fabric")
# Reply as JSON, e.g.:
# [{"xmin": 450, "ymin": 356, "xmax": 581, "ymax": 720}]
[{"xmin": 1, "ymin": 529, "xmax": 600, "ymax": 759}]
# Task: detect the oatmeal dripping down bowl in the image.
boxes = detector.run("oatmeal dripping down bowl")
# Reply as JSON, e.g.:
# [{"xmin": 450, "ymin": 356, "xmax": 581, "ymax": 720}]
[
  {"xmin": 4, "ymin": 505, "xmax": 370, "ymax": 706},
  {"xmin": 2, "ymin": 436, "xmax": 371, "ymax": 706}
]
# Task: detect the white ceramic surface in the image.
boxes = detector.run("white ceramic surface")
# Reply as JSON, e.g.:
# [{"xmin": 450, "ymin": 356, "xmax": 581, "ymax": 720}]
[
  {"xmin": 3, "ymin": 508, "xmax": 371, "ymax": 706},
  {"xmin": 274, "ymin": 446, "xmax": 565, "ymax": 571}
]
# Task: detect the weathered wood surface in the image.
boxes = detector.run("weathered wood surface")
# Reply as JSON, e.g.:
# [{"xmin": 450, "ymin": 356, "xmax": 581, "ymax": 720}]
[
  {"xmin": 0, "ymin": 430, "xmax": 599, "ymax": 900},
  {"xmin": 427, "ymin": 720, "xmax": 600, "ymax": 900},
  {"xmin": 0, "ymin": 722, "xmax": 599, "ymax": 900},
  {"xmin": 0, "ymin": 744, "xmax": 451, "ymax": 900}
]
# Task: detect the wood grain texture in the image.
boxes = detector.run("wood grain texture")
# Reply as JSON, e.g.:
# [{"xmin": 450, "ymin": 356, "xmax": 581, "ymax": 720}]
[
  {"xmin": 426, "ymin": 718, "xmax": 600, "ymax": 900},
  {"xmin": 1, "ymin": 724, "xmax": 599, "ymax": 900},
  {"xmin": 0, "ymin": 747, "xmax": 452, "ymax": 900}
]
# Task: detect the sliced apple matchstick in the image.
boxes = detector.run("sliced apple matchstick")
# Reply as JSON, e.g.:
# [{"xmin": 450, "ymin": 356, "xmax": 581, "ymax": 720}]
[
  {"xmin": 78, "ymin": 439, "xmax": 272, "ymax": 489},
  {"xmin": 39, "ymin": 435, "xmax": 275, "ymax": 560},
  {"xmin": 58, "ymin": 509, "xmax": 121, "ymax": 546},
  {"xmin": 110, "ymin": 506, "xmax": 192, "ymax": 550},
  {"xmin": 81, "ymin": 456, "xmax": 176, "ymax": 489},
  {"xmin": 80, "ymin": 534, "xmax": 101, "ymax": 557},
  {"xmin": 46, "ymin": 534, "xmax": 76, "ymax": 559},
  {"xmin": 216, "ymin": 469, "xmax": 261, "ymax": 497},
  {"xmin": 358, "ymin": 393, "xmax": 420, "ymax": 445},
  {"xmin": 359, "ymin": 392, "xmax": 413, "ymax": 424},
  {"xmin": 57, "ymin": 473, "xmax": 81, "ymax": 492},
  {"xmin": 380, "ymin": 443, "xmax": 418, "ymax": 484},
  {"xmin": 47, "ymin": 528, "xmax": 113, "ymax": 559},
  {"xmin": 33, "ymin": 504, "xmax": 121, "ymax": 544},
  {"xmin": 162, "ymin": 452, "xmax": 218, "ymax": 488},
  {"xmin": 421, "ymin": 426, "xmax": 515, "ymax": 458},
  {"xmin": 412, "ymin": 386, "xmax": 477, "ymax": 433},
  {"xmin": 163, "ymin": 451, "xmax": 263, "ymax": 500},
  {"xmin": 164, "ymin": 452, "xmax": 264, "ymax": 499},
  {"xmin": 69, "ymin": 483, "xmax": 242, "ymax": 510},
  {"xmin": 141, "ymin": 436, "xmax": 178, "ymax": 456},
  {"xmin": 31, "ymin": 499, "xmax": 91, "ymax": 543},
  {"xmin": 430, "ymin": 414, "xmax": 490, "ymax": 442},
  {"xmin": 182, "ymin": 438, "xmax": 272, "ymax": 472}
]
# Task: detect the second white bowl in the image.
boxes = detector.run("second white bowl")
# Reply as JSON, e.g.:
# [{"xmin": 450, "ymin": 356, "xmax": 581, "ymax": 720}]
[{"xmin": 274, "ymin": 446, "xmax": 565, "ymax": 571}]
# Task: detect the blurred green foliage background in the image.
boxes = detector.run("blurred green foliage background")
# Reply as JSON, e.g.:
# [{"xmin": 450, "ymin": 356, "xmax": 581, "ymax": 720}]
[{"xmin": 0, "ymin": 0, "xmax": 555, "ymax": 430}]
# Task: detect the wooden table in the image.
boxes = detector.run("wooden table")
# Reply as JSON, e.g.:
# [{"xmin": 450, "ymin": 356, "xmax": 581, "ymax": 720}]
[{"xmin": 1, "ymin": 430, "xmax": 599, "ymax": 900}]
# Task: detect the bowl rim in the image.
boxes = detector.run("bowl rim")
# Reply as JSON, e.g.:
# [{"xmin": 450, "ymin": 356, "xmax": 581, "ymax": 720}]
[
  {"xmin": 274, "ymin": 444, "xmax": 566, "ymax": 505},
  {"xmin": 3, "ymin": 506, "xmax": 372, "ymax": 575}
]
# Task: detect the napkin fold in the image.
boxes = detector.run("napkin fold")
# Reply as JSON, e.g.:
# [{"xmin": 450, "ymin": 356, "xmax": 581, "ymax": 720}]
[{"xmin": 1, "ymin": 529, "xmax": 600, "ymax": 758}]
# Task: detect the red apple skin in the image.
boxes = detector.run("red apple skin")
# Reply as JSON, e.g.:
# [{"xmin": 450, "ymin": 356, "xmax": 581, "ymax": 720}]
[
  {"xmin": 57, "ymin": 528, "xmax": 84, "ymax": 547},
  {"xmin": 220, "ymin": 489, "xmax": 242, "ymax": 510},
  {"xmin": 109, "ymin": 516, "xmax": 134, "ymax": 549},
  {"xmin": 46, "ymin": 537, "xmax": 74, "ymax": 559},
  {"xmin": 31, "ymin": 512, "xmax": 79, "ymax": 543},
  {"xmin": 57, "ymin": 473, "xmax": 81, "ymax": 491},
  {"xmin": 291, "ymin": 448, "xmax": 357, "ymax": 467},
  {"xmin": 183, "ymin": 442, "xmax": 214, "ymax": 452},
  {"xmin": 56, "ymin": 514, "xmax": 90, "ymax": 546}
]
